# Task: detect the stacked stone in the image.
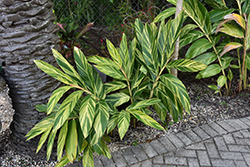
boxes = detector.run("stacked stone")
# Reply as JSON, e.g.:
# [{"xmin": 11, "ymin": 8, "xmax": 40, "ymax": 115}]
[{"xmin": 0, "ymin": 0, "xmax": 60, "ymax": 157}]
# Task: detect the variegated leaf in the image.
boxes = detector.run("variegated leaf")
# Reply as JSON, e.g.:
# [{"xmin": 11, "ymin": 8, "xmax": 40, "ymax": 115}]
[
  {"xmin": 26, "ymin": 115, "xmax": 55, "ymax": 141},
  {"xmin": 47, "ymin": 86, "xmax": 72, "ymax": 115},
  {"xmin": 153, "ymin": 102, "xmax": 167, "ymax": 122},
  {"xmin": 106, "ymin": 39, "xmax": 122, "ymax": 66},
  {"xmin": 36, "ymin": 127, "xmax": 52, "ymax": 153},
  {"xmin": 79, "ymin": 95, "xmax": 96, "ymax": 138},
  {"xmin": 160, "ymin": 74, "xmax": 191, "ymax": 114},
  {"xmin": 82, "ymin": 146, "xmax": 94, "ymax": 167},
  {"xmin": 166, "ymin": 59, "xmax": 207, "ymax": 72},
  {"xmin": 126, "ymin": 98, "xmax": 160, "ymax": 111},
  {"xmin": 194, "ymin": 52, "xmax": 217, "ymax": 65},
  {"xmin": 209, "ymin": 9, "xmax": 235, "ymax": 23},
  {"xmin": 47, "ymin": 130, "xmax": 57, "ymax": 161},
  {"xmin": 179, "ymin": 30, "xmax": 204, "ymax": 48},
  {"xmin": 65, "ymin": 119, "xmax": 78, "ymax": 163},
  {"xmin": 94, "ymin": 65, "xmax": 126, "ymax": 80},
  {"xmin": 106, "ymin": 93, "xmax": 130, "ymax": 107},
  {"xmin": 54, "ymin": 155, "xmax": 70, "ymax": 167},
  {"xmin": 129, "ymin": 110, "xmax": 164, "ymax": 130},
  {"xmin": 117, "ymin": 110, "xmax": 130, "ymax": 140},
  {"xmin": 53, "ymin": 90, "xmax": 83, "ymax": 132},
  {"xmin": 104, "ymin": 81, "xmax": 127, "ymax": 94},
  {"xmin": 196, "ymin": 64, "xmax": 222, "ymax": 79},
  {"xmin": 216, "ymin": 23, "xmax": 244, "ymax": 38},
  {"xmin": 57, "ymin": 121, "xmax": 68, "ymax": 161},
  {"xmin": 153, "ymin": 7, "xmax": 176, "ymax": 23},
  {"xmin": 242, "ymin": 0, "xmax": 250, "ymax": 14},
  {"xmin": 34, "ymin": 60, "xmax": 77, "ymax": 85},
  {"xmin": 223, "ymin": 13, "xmax": 245, "ymax": 29},
  {"xmin": 93, "ymin": 100, "xmax": 110, "ymax": 142}
]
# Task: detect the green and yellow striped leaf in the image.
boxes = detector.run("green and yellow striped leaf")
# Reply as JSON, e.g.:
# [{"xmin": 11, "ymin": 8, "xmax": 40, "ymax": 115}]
[
  {"xmin": 34, "ymin": 60, "xmax": 77, "ymax": 85},
  {"xmin": 26, "ymin": 115, "xmax": 55, "ymax": 141},
  {"xmin": 106, "ymin": 112, "xmax": 119, "ymax": 134},
  {"xmin": 126, "ymin": 98, "xmax": 160, "ymax": 111},
  {"xmin": 117, "ymin": 110, "xmax": 130, "ymax": 140},
  {"xmin": 66, "ymin": 119, "xmax": 78, "ymax": 163},
  {"xmin": 104, "ymin": 81, "xmax": 127, "ymax": 94},
  {"xmin": 47, "ymin": 130, "xmax": 57, "ymax": 161},
  {"xmin": 129, "ymin": 110, "xmax": 164, "ymax": 130},
  {"xmin": 47, "ymin": 86, "xmax": 73, "ymax": 115},
  {"xmin": 179, "ymin": 30, "xmax": 204, "ymax": 48},
  {"xmin": 106, "ymin": 93, "xmax": 130, "ymax": 107},
  {"xmin": 36, "ymin": 127, "xmax": 52, "ymax": 153},
  {"xmin": 166, "ymin": 59, "xmax": 207, "ymax": 72},
  {"xmin": 57, "ymin": 121, "xmax": 68, "ymax": 161},
  {"xmin": 52, "ymin": 49, "xmax": 86, "ymax": 88},
  {"xmin": 242, "ymin": 0, "xmax": 250, "ymax": 14},
  {"xmin": 87, "ymin": 55, "xmax": 119, "ymax": 69},
  {"xmin": 93, "ymin": 100, "xmax": 110, "ymax": 142},
  {"xmin": 94, "ymin": 65, "xmax": 126, "ymax": 81},
  {"xmin": 107, "ymin": 39, "xmax": 122, "ymax": 66},
  {"xmin": 160, "ymin": 74, "xmax": 190, "ymax": 114},
  {"xmin": 209, "ymin": 9, "xmax": 235, "ymax": 23},
  {"xmin": 54, "ymin": 155, "xmax": 70, "ymax": 167},
  {"xmin": 53, "ymin": 90, "xmax": 83, "ymax": 132},
  {"xmin": 100, "ymin": 139, "xmax": 111, "ymax": 159},
  {"xmin": 153, "ymin": 7, "xmax": 176, "ymax": 23},
  {"xmin": 82, "ymin": 146, "xmax": 94, "ymax": 167},
  {"xmin": 79, "ymin": 95, "xmax": 96, "ymax": 138},
  {"xmin": 216, "ymin": 23, "xmax": 244, "ymax": 38},
  {"xmin": 153, "ymin": 102, "xmax": 167, "ymax": 123}
]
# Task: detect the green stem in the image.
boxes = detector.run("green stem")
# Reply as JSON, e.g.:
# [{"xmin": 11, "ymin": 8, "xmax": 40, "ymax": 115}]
[
  {"xmin": 121, "ymin": 67, "xmax": 133, "ymax": 104},
  {"xmin": 236, "ymin": 0, "xmax": 242, "ymax": 15}
]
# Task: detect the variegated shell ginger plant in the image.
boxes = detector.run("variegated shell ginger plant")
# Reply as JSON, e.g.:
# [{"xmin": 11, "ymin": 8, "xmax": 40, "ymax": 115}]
[{"xmin": 25, "ymin": 11, "xmax": 206, "ymax": 167}]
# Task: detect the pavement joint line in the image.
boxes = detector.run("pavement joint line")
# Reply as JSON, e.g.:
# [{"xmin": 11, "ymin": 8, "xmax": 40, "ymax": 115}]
[{"xmin": 67, "ymin": 118, "xmax": 250, "ymax": 167}]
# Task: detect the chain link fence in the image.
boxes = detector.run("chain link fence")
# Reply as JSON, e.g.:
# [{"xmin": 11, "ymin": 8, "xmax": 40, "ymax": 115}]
[{"xmin": 52, "ymin": 0, "xmax": 172, "ymax": 27}]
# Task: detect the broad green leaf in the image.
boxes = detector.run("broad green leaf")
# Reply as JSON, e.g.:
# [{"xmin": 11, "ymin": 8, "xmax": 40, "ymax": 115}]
[
  {"xmin": 36, "ymin": 127, "xmax": 52, "ymax": 153},
  {"xmin": 153, "ymin": 7, "xmax": 176, "ymax": 23},
  {"xmin": 54, "ymin": 155, "xmax": 70, "ymax": 167},
  {"xmin": 153, "ymin": 102, "xmax": 167, "ymax": 123},
  {"xmin": 87, "ymin": 55, "xmax": 119, "ymax": 69},
  {"xmin": 34, "ymin": 60, "xmax": 77, "ymax": 85},
  {"xmin": 194, "ymin": 52, "xmax": 217, "ymax": 65},
  {"xmin": 216, "ymin": 23, "xmax": 244, "ymax": 38},
  {"xmin": 65, "ymin": 119, "xmax": 78, "ymax": 163},
  {"xmin": 179, "ymin": 30, "xmax": 204, "ymax": 48},
  {"xmin": 129, "ymin": 110, "xmax": 164, "ymax": 130},
  {"xmin": 242, "ymin": 0, "xmax": 250, "ymax": 14},
  {"xmin": 93, "ymin": 100, "xmax": 110, "ymax": 144},
  {"xmin": 57, "ymin": 121, "xmax": 68, "ymax": 161},
  {"xmin": 26, "ymin": 115, "xmax": 54, "ymax": 141},
  {"xmin": 166, "ymin": 59, "xmax": 207, "ymax": 72},
  {"xmin": 47, "ymin": 130, "xmax": 57, "ymax": 161},
  {"xmin": 185, "ymin": 38, "xmax": 213, "ymax": 59},
  {"xmin": 220, "ymin": 42, "xmax": 242, "ymax": 57},
  {"xmin": 217, "ymin": 75, "xmax": 227, "ymax": 86},
  {"xmin": 126, "ymin": 98, "xmax": 161, "ymax": 111},
  {"xmin": 106, "ymin": 112, "xmax": 119, "ymax": 134},
  {"xmin": 53, "ymin": 90, "xmax": 83, "ymax": 132},
  {"xmin": 209, "ymin": 9, "xmax": 235, "ymax": 23},
  {"xmin": 82, "ymin": 146, "xmax": 94, "ymax": 167},
  {"xmin": 180, "ymin": 24, "xmax": 198, "ymax": 37},
  {"xmin": 47, "ymin": 86, "xmax": 72, "ymax": 115},
  {"xmin": 205, "ymin": 0, "xmax": 227, "ymax": 9},
  {"xmin": 196, "ymin": 64, "xmax": 222, "ymax": 79},
  {"xmin": 35, "ymin": 104, "xmax": 48, "ymax": 112},
  {"xmin": 208, "ymin": 84, "xmax": 219, "ymax": 91},
  {"xmin": 221, "ymin": 56, "xmax": 235, "ymax": 69},
  {"xmin": 117, "ymin": 110, "xmax": 130, "ymax": 140},
  {"xmin": 155, "ymin": 84, "xmax": 183, "ymax": 122},
  {"xmin": 104, "ymin": 81, "xmax": 127, "ymax": 94},
  {"xmin": 106, "ymin": 39, "xmax": 122, "ymax": 66},
  {"xmin": 52, "ymin": 49, "xmax": 85, "ymax": 88},
  {"xmin": 160, "ymin": 74, "xmax": 190, "ymax": 113},
  {"xmin": 100, "ymin": 139, "xmax": 111, "ymax": 159},
  {"xmin": 94, "ymin": 65, "xmax": 126, "ymax": 80},
  {"xmin": 183, "ymin": 0, "xmax": 212, "ymax": 36},
  {"xmin": 79, "ymin": 95, "xmax": 96, "ymax": 138},
  {"xmin": 106, "ymin": 93, "xmax": 130, "ymax": 107}
]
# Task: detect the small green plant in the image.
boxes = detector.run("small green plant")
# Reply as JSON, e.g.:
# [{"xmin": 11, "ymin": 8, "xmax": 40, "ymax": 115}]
[
  {"xmin": 132, "ymin": 140, "xmax": 138, "ymax": 146},
  {"xmin": 196, "ymin": 96, "xmax": 201, "ymax": 100}
]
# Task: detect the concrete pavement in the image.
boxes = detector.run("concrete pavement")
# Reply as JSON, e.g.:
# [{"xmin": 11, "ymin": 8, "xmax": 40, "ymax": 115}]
[{"xmin": 68, "ymin": 117, "xmax": 250, "ymax": 167}]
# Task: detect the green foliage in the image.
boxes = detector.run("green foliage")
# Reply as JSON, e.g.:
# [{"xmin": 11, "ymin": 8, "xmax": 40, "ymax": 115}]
[{"xmin": 26, "ymin": 12, "xmax": 207, "ymax": 166}]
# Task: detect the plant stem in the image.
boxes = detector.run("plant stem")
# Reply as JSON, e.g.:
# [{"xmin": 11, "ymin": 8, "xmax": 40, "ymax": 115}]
[{"xmin": 121, "ymin": 67, "xmax": 133, "ymax": 104}]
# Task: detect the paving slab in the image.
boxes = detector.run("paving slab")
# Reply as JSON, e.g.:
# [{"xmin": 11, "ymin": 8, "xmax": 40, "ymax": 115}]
[{"xmin": 67, "ymin": 118, "xmax": 250, "ymax": 167}]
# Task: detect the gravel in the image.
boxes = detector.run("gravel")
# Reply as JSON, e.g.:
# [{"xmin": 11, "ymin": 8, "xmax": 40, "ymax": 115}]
[{"xmin": 1, "ymin": 72, "xmax": 250, "ymax": 167}]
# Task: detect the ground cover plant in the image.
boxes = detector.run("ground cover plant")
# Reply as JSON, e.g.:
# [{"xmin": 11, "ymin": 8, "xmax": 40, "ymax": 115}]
[
  {"xmin": 25, "ymin": 11, "xmax": 206, "ymax": 167},
  {"xmin": 155, "ymin": 0, "xmax": 250, "ymax": 95}
]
